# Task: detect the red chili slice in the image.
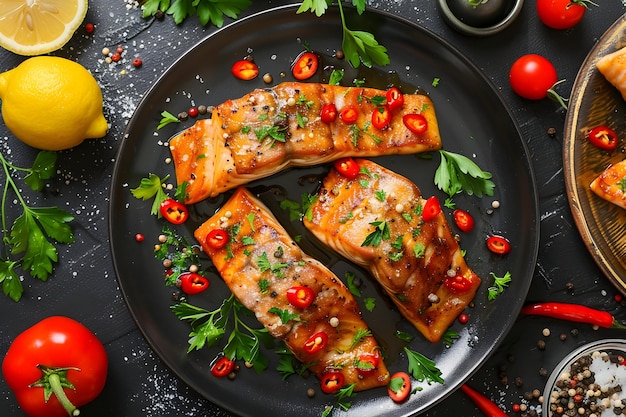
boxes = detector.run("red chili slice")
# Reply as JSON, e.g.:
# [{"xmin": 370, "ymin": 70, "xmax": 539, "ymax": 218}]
[
  {"xmin": 333, "ymin": 157, "xmax": 360, "ymax": 179},
  {"xmin": 444, "ymin": 273, "xmax": 473, "ymax": 294},
  {"xmin": 320, "ymin": 371, "xmax": 345, "ymax": 394},
  {"xmin": 303, "ymin": 331, "xmax": 328, "ymax": 354},
  {"xmin": 159, "ymin": 199, "xmax": 189, "ymax": 225},
  {"xmin": 486, "ymin": 235, "xmax": 511, "ymax": 255},
  {"xmin": 453, "ymin": 209, "xmax": 475, "ymax": 232},
  {"xmin": 388, "ymin": 371, "xmax": 411, "ymax": 403},
  {"xmin": 386, "ymin": 87, "xmax": 404, "ymax": 112},
  {"xmin": 211, "ymin": 356, "xmax": 235, "ymax": 378},
  {"xmin": 320, "ymin": 103, "xmax": 338, "ymax": 123},
  {"xmin": 421, "ymin": 196, "xmax": 441, "ymax": 222},
  {"xmin": 291, "ymin": 51, "xmax": 319, "ymax": 80},
  {"xmin": 179, "ymin": 272, "xmax": 210, "ymax": 295},
  {"xmin": 286, "ymin": 286, "xmax": 315, "ymax": 309},
  {"xmin": 587, "ymin": 125, "xmax": 619, "ymax": 151},
  {"xmin": 339, "ymin": 106, "xmax": 359, "ymax": 124},
  {"xmin": 371, "ymin": 105, "xmax": 391, "ymax": 129},
  {"xmin": 231, "ymin": 59, "xmax": 259, "ymax": 80},
  {"xmin": 403, "ymin": 113, "xmax": 428, "ymax": 134},
  {"xmin": 355, "ymin": 352, "xmax": 381, "ymax": 375},
  {"xmin": 206, "ymin": 229, "xmax": 229, "ymax": 249}
]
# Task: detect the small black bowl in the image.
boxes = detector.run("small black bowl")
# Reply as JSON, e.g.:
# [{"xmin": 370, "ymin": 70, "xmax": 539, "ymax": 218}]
[{"xmin": 437, "ymin": 0, "xmax": 524, "ymax": 36}]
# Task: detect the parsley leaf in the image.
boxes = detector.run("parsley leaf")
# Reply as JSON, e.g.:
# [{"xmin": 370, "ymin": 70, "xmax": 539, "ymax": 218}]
[
  {"xmin": 0, "ymin": 151, "xmax": 74, "ymax": 301},
  {"xmin": 349, "ymin": 328, "xmax": 372, "ymax": 350},
  {"xmin": 404, "ymin": 347, "xmax": 444, "ymax": 384},
  {"xmin": 434, "ymin": 150, "xmax": 495, "ymax": 198},
  {"xmin": 131, "ymin": 173, "xmax": 170, "ymax": 216},
  {"xmin": 345, "ymin": 271, "xmax": 361, "ymax": 297},
  {"xmin": 142, "ymin": 0, "xmax": 252, "ymax": 27},
  {"xmin": 361, "ymin": 220, "xmax": 390, "ymax": 247},
  {"xmin": 441, "ymin": 329, "xmax": 460, "ymax": 347},
  {"xmin": 157, "ymin": 110, "xmax": 180, "ymax": 129},
  {"xmin": 487, "ymin": 271, "xmax": 511, "ymax": 301},
  {"xmin": 364, "ymin": 297, "xmax": 376, "ymax": 312},
  {"xmin": 268, "ymin": 307, "xmax": 301, "ymax": 324}
]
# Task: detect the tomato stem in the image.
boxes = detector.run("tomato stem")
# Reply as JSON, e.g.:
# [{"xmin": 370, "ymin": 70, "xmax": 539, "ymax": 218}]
[{"xmin": 546, "ymin": 79, "xmax": 568, "ymax": 110}]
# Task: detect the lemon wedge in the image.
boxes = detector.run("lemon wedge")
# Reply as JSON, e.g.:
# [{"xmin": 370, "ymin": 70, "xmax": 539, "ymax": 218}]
[{"xmin": 0, "ymin": 0, "xmax": 88, "ymax": 56}]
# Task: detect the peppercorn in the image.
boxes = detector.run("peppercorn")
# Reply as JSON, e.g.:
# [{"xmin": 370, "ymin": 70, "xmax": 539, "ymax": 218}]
[
  {"xmin": 547, "ymin": 127, "xmax": 557, "ymax": 137},
  {"xmin": 537, "ymin": 340, "xmax": 546, "ymax": 350}
]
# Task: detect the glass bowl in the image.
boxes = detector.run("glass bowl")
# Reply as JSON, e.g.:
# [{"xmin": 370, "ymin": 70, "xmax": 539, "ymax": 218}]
[{"xmin": 543, "ymin": 339, "xmax": 626, "ymax": 417}]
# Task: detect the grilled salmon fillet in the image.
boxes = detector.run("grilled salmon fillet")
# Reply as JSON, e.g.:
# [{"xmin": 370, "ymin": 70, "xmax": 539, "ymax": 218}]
[
  {"xmin": 194, "ymin": 187, "xmax": 389, "ymax": 391},
  {"xmin": 590, "ymin": 159, "xmax": 626, "ymax": 209},
  {"xmin": 170, "ymin": 82, "xmax": 441, "ymax": 204},
  {"xmin": 303, "ymin": 159, "xmax": 481, "ymax": 343}
]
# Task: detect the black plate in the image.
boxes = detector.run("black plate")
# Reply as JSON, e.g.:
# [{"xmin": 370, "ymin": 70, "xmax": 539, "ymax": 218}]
[{"xmin": 109, "ymin": 5, "xmax": 539, "ymax": 416}]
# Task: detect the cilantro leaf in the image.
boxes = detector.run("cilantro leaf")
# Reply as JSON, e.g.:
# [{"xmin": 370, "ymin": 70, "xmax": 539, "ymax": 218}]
[
  {"xmin": 434, "ymin": 150, "xmax": 495, "ymax": 198},
  {"xmin": 404, "ymin": 347, "xmax": 444, "ymax": 384},
  {"xmin": 487, "ymin": 271, "xmax": 511, "ymax": 301}
]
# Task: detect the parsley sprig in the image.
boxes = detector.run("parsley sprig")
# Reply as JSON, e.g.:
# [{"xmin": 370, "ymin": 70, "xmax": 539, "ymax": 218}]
[
  {"xmin": 0, "ymin": 151, "xmax": 74, "ymax": 302},
  {"xmin": 487, "ymin": 271, "xmax": 511, "ymax": 301},
  {"xmin": 404, "ymin": 347, "xmax": 444, "ymax": 384},
  {"xmin": 142, "ymin": 0, "xmax": 252, "ymax": 27},
  {"xmin": 434, "ymin": 150, "xmax": 495, "ymax": 198}
]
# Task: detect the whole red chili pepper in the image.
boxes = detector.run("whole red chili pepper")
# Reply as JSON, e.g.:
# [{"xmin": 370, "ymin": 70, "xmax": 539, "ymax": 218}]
[
  {"xmin": 2, "ymin": 316, "xmax": 108, "ymax": 417},
  {"xmin": 520, "ymin": 302, "xmax": 626, "ymax": 329},
  {"xmin": 461, "ymin": 384, "xmax": 510, "ymax": 417}
]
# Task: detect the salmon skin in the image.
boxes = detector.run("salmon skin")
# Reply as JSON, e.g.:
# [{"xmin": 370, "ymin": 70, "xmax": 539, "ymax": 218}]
[
  {"xmin": 170, "ymin": 81, "xmax": 442, "ymax": 204},
  {"xmin": 303, "ymin": 159, "xmax": 482, "ymax": 343},
  {"xmin": 194, "ymin": 187, "xmax": 390, "ymax": 391}
]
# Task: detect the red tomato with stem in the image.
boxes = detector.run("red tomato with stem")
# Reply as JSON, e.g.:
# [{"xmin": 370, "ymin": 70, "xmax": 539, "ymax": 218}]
[
  {"xmin": 320, "ymin": 103, "xmax": 338, "ymax": 123},
  {"xmin": 453, "ymin": 209, "xmax": 475, "ymax": 232},
  {"xmin": 536, "ymin": 0, "xmax": 590, "ymax": 30},
  {"xmin": 334, "ymin": 157, "xmax": 360, "ymax": 179},
  {"xmin": 291, "ymin": 51, "xmax": 319, "ymax": 80},
  {"xmin": 211, "ymin": 356, "xmax": 235, "ymax": 378},
  {"xmin": 421, "ymin": 196, "xmax": 441, "ymax": 222},
  {"xmin": 509, "ymin": 54, "xmax": 558, "ymax": 100},
  {"xmin": 388, "ymin": 372, "xmax": 411, "ymax": 402},
  {"xmin": 286, "ymin": 286, "xmax": 315, "ymax": 309},
  {"xmin": 206, "ymin": 229, "xmax": 229, "ymax": 249},
  {"xmin": 231, "ymin": 59, "xmax": 259, "ymax": 80},
  {"xmin": 179, "ymin": 272, "xmax": 210, "ymax": 295}
]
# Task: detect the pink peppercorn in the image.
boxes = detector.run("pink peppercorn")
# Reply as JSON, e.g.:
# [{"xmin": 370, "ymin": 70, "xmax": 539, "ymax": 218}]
[
  {"xmin": 111, "ymin": 53, "xmax": 121, "ymax": 62},
  {"xmin": 133, "ymin": 58, "xmax": 143, "ymax": 68},
  {"xmin": 135, "ymin": 233, "xmax": 145, "ymax": 242},
  {"xmin": 188, "ymin": 107, "xmax": 199, "ymax": 118},
  {"xmin": 458, "ymin": 313, "xmax": 469, "ymax": 324},
  {"xmin": 116, "ymin": 46, "xmax": 124, "ymax": 54},
  {"xmin": 84, "ymin": 23, "xmax": 94, "ymax": 34}
]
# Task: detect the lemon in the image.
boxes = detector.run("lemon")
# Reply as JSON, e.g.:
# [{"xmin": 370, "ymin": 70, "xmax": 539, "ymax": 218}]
[
  {"xmin": 0, "ymin": 56, "xmax": 108, "ymax": 151},
  {"xmin": 0, "ymin": 0, "xmax": 88, "ymax": 56}
]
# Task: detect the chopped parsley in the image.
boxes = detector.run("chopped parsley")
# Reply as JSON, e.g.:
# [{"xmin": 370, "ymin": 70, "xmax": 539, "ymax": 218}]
[
  {"xmin": 361, "ymin": 220, "xmax": 390, "ymax": 247},
  {"xmin": 487, "ymin": 271, "xmax": 511, "ymax": 301}
]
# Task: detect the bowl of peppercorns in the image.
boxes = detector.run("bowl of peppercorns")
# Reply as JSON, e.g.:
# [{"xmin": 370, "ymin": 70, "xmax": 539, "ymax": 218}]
[{"xmin": 544, "ymin": 339, "xmax": 626, "ymax": 417}]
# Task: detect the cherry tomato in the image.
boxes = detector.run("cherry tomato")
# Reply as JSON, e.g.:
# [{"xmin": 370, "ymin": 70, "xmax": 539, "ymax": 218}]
[
  {"xmin": 159, "ymin": 199, "xmax": 189, "ymax": 225},
  {"xmin": 386, "ymin": 87, "xmax": 404, "ymax": 112},
  {"xmin": 444, "ymin": 273, "xmax": 473, "ymax": 294},
  {"xmin": 291, "ymin": 51, "xmax": 319, "ymax": 80},
  {"xmin": 509, "ymin": 54, "xmax": 558, "ymax": 100},
  {"xmin": 355, "ymin": 352, "xmax": 381, "ymax": 375},
  {"xmin": 421, "ymin": 196, "xmax": 441, "ymax": 222},
  {"xmin": 339, "ymin": 106, "xmax": 359, "ymax": 124},
  {"xmin": 403, "ymin": 113, "xmax": 428, "ymax": 134},
  {"xmin": 387, "ymin": 371, "xmax": 411, "ymax": 403},
  {"xmin": 334, "ymin": 157, "xmax": 360, "ymax": 179},
  {"xmin": 587, "ymin": 125, "xmax": 619, "ymax": 151},
  {"xmin": 486, "ymin": 235, "xmax": 511, "ymax": 255},
  {"xmin": 453, "ymin": 209, "xmax": 475, "ymax": 232},
  {"xmin": 371, "ymin": 105, "xmax": 391, "ymax": 129},
  {"xmin": 286, "ymin": 286, "xmax": 315, "ymax": 309},
  {"xmin": 206, "ymin": 229, "xmax": 229, "ymax": 249},
  {"xmin": 231, "ymin": 59, "xmax": 259, "ymax": 80},
  {"xmin": 320, "ymin": 372, "xmax": 345, "ymax": 394},
  {"xmin": 303, "ymin": 331, "xmax": 328, "ymax": 354},
  {"xmin": 536, "ymin": 0, "xmax": 588, "ymax": 29},
  {"xmin": 179, "ymin": 272, "xmax": 210, "ymax": 295},
  {"xmin": 211, "ymin": 356, "xmax": 235, "ymax": 378},
  {"xmin": 320, "ymin": 103, "xmax": 338, "ymax": 123}
]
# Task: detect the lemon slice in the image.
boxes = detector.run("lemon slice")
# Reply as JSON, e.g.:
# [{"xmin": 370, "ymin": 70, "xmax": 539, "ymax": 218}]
[{"xmin": 0, "ymin": 0, "xmax": 88, "ymax": 56}]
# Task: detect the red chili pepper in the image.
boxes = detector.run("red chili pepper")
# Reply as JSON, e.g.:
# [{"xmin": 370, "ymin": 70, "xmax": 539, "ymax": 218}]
[
  {"xmin": 320, "ymin": 103, "xmax": 338, "ymax": 123},
  {"xmin": 421, "ymin": 196, "xmax": 441, "ymax": 222},
  {"xmin": 387, "ymin": 371, "xmax": 411, "ymax": 403},
  {"xmin": 386, "ymin": 87, "xmax": 404, "ymax": 112},
  {"xmin": 320, "ymin": 371, "xmax": 345, "ymax": 394},
  {"xmin": 453, "ymin": 209, "xmax": 475, "ymax": 232},
  {"xmin": 286, "ymin": 286, "xmax": 315, "ymax": 309},
  {"xmin": 206, "ymin": 229, "xmax": 229, "ymax": 249},
  {"xmin": 587, "ymin": 125, "xmax": 619, "ymax": 151},
  {"xmin": 339, "ymin": 106, "xmax": 359, "ymax": 124},
  {"xmin": 461, "ymin": 384, "xmax": 510, "ymax": 417},
  {"xmin": 334, "ymin": 157, "xmax": 360, "ymax": 179},
  {"xmin": 159, "ymin": 198, "xmax": 189, "ymax": 225},
  {"xmin": 371, "ymin": 105, "xmax": 391, "ymax": 129},
  {"xmin": 2, "ymin": 316, "xmax": 108, "ymax": 417},
  {"xmin": 520, "ymin": 302, "xmax": 626, "ymax": 329},
  {"xmin": 486, "ymin": 235, "xmax": 511, "ymax": 255},
  {"xmin": 444, "ymin": 273, "xmax": 473, "ymax": 294},
  {"xmin": 355, "ymin": 352, "xmax": 381, "ymax": 375},
  {"xmin": 231, "ymin": 59, "xmax": 259, "ymax": 80},
  {"xmin": 211, "ymin": 356, "xmax": 236, "ymax": 378},
  {"xmin": 291, "ymin": 51, "xmax": 319, "ymax": 80},
  {"xmin": 403, "ymin": 113, "xmax": 428, "ymax": 134},
  {"xmin": 303, "ymin": 331, "xmax": 328, "ymax": 354},
  {"xmin": 179, "ymin": 272, "xmax": 210, "ymax": 295}
]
